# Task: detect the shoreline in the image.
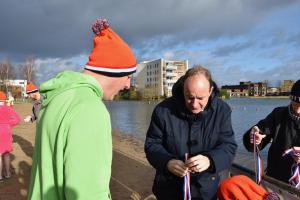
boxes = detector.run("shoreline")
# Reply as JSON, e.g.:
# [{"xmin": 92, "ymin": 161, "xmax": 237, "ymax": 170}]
[
  {"xmin": 107, "ymin": 95, "xmax": 290, "ymax": 102},
  {"xmin": 0, "ymin": 103, "xmax": 156, "ymax": 200},
  {"xmin": 1, "ymin": 103, "xmax": 260, "ymax": 199},
  {"xmin": 239, "ymin": 96, "xmax": 289, "ymax": 99},
  {"xmin": 112, "ymin": 129, "xmax": 149, "ymax": 166}
]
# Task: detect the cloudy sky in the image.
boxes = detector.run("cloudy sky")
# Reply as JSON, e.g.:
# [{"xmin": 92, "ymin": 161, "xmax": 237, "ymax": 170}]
[{"xmin": 0, "ymin": 0, "xmax": 299, "ymax": 86}]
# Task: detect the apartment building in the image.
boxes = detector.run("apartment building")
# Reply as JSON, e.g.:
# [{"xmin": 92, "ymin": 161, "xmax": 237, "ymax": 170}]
[
  {"xmin": 221, "ymin": 85, "xmax": 249, "ymax": 97},
  {"xmin": 135, "ymin": 59, "xmax": 188, "ymax": 98},
  {"xmin": 221, "ymin": 81, "xmax": 267, "ymax": 97},
  {"xmin": 267, "ymin": 87, "xmax": 280, "ymax": 96},
  {"xmin": 281, "ymin": 80, "xmax": 295, "ymax": 94},
  {"xmin": 248, "ymin": 82, "xmax": 267, "ymax": 96}
]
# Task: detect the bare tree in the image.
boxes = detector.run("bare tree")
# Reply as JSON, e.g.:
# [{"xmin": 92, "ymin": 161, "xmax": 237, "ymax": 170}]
[
  {"xmin": 0, "ymin": 62, "xmax": 5, "ymax": 91},
  {"xmin": 21, "ymin": 56, "xmax": 36, "ymax": 83},
  {"xmin": 0, "ymin": 60, "xmax": 17, "ymax": 92},
  {"xmin": 0, "ymin": 62, "xmax": 6, "ymax": 83}
]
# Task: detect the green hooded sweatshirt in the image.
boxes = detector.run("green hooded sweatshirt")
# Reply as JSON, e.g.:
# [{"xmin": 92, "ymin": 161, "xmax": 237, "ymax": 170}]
[{"xmin": 28, "ymin": 71, "xmax": 112, "ymax": 200}]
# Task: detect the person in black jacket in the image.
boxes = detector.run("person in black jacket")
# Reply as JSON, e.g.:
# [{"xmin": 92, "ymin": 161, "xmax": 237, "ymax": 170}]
[
  {"xmin": 144, "ymin": 66, "xmax": 237, "ymax": 200},
  {"xmin": 243, "ymin": 79, "xmax": 300, "ymax": 184}
]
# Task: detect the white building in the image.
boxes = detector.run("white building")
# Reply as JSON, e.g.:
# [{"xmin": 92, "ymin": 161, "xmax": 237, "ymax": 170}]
[
  {"xmin": 135, "ymin": 59, "xmax": 188, "ymax": 98},
  {"xmin": 0, "ymin": 79, "xmax": 27, "ymax": 97}
]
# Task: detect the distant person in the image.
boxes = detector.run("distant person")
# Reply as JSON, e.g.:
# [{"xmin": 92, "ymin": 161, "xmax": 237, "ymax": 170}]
[
  {"xmin": 6, "ymin": 91, "xmax": 14, "ymax": 107},
  {"xmin": 0, "ymin": 91, "xmax": 21, "ymax": 182},
  {"xmin": 144, "ymin": 66, "xmax": 237, "ymax": 200},
  {"xmin": 24, "ymin": 82, "xmax": 42, "ymax": 123},
  {"xmin": 27, "ymin": 18, "xmax": 137, "ymax": 200},
  {"xmin": 243, "ymin": 79, "xmax": 300, "ymax": 184}
]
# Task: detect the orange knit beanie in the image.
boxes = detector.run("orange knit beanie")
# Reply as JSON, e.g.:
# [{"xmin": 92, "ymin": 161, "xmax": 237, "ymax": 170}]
[
  {"xmin": 26, "ymin": 82, "xmax": 39, "ymax": 94},
  {"xmin": 0, "ymin": 91, "xmax": 6, "ymax": 101},
  {"xmin": 218, "ymin": 175, "xmax": 279, "ymax": 200},
  {"xmin": 85, "ymin": 19, "xmax": 137, "ymax": 77}
]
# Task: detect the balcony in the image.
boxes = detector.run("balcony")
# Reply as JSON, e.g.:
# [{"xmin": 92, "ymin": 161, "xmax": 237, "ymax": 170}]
[
  {"xmin": 164, "ymin": 79, "xmax": 176, "ymax": 84},
  {"xmin": 165, "ymin": 72, "xmax": 177, "ymax": 77},
  {"xmin": 166, "ymin": 65, "xmax": 177, "ymax": 70}
]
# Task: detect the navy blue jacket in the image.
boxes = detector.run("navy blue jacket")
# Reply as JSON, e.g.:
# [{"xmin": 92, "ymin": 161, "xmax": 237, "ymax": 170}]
[{"xmin": 144, "ymin": 79, "xmax": 237, "ymax": 200}]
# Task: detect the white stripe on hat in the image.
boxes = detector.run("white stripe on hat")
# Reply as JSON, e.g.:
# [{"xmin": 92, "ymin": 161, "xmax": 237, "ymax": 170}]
[
  {"xmin": 84, "ymin": 65, "xmax": 136, "ymax": 73},
  {"xmin": 27, "ymin": 89, "xmax": 38, "ymax": 94},
  {"xmin": 291, "ymin": 95, "xmax": 300, "ymax": 102}
]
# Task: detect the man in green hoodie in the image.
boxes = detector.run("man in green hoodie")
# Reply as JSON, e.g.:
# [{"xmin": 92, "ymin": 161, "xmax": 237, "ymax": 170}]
[{"xmin": 28, "ymin": 19, "xmax": 137, "ymax": 200}]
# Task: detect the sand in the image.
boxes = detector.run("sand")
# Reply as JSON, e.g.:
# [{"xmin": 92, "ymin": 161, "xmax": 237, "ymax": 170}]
[{"xmin": 0, "ymin": 103, "xmax": 156, "ymax": 200}]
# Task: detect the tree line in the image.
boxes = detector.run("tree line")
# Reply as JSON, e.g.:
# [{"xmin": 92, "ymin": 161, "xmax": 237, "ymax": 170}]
[{"xmin": 0, "ymin": 57, "xmax": 37, "ymax": 97}]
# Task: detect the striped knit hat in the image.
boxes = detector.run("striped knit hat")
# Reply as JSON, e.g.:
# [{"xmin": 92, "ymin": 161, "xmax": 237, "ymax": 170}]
[
  {"xmin": 0, "ymin": 91, "xmax": 6, "ymax": 101},
  {"xmin": 218, "ymin": 175, "xmax": 280, "ymax": 200},
  {"xmin": 291, "ymin": 79, "xmax": 300, "ymax": 103},
  {"xmin": 26, "ymin": 82, "xmax": 39, "ymax": 94},
  {"xmin": 85, "ymin": 19, "xmax": 137, "ymax": 77}
]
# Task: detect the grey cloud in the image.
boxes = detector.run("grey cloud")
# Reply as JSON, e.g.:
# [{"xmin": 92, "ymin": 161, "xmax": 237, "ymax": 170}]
[
  {"xmin": 287, "ymin": 32, "xmax": 300, "ymax": 46},
  {"xmin": 0, "ymin": 0, "xmax": 297, "ymax": 60},
  {"xmin": 257, "ymin": 31, "xmax": 300, "ymax": 51},
  {"xmin": 212, "ymin": 61, "xmax": 300, "ymax": 86},
  {"xmin": 34, "ymin": 57, "xmax": 82, "ymax": 84},
  {"xmin": 212, "ymin": 42, "xmax": 252, "ymax": 57}
]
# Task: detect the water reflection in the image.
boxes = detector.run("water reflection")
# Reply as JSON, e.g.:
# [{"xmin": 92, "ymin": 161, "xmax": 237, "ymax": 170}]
[
  {"xmin": 105, "ymin": 101, "xmax": 157, "ymax": 138},
  {"xmin": 105, "ymin": 98, "xmax": 290, "ymax": 159}
]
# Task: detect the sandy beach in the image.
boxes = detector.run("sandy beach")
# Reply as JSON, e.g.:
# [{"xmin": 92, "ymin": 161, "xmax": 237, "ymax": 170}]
[{"xmin": 0, "ymin": 103, "xmax": 156, "ymax": 200}]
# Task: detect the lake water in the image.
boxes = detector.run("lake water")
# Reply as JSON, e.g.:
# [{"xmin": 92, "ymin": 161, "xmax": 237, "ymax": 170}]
[{"xmin": 105, "ymin": 98, "xmax": 290, "ymax": 167}]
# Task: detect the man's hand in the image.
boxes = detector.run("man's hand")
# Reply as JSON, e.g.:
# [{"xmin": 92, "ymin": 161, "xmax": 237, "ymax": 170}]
[
  {"xmin": 186, "ymin": 154, "xmax": 210, "ymax": 173},
  {"xmin": 250, "ymin": 126, "xmax": 266, "ymax": 145},
  {"xmin": 24, "ymin": 115, "xmax": 31, "ymax": 123},
  {"xmin": 292, "ymin": 147, "xmax": 300, "ymax": 163},
  {"xmin": 166, "ymin": 159, "xmax": 188, "ymax": 177}
]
